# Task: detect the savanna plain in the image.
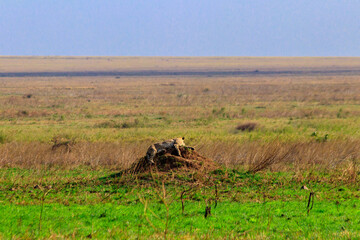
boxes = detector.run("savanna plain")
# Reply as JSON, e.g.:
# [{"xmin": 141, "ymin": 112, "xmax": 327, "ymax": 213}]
[{"xmin": 1, "ymin": 57, "xmax": 360, "ymax": 239}]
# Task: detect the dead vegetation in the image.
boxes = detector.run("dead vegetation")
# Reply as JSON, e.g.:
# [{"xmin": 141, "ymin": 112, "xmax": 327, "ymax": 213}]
[{"xmin": 0, "ymin": 140, "xmax": 358, "ymax": 173}]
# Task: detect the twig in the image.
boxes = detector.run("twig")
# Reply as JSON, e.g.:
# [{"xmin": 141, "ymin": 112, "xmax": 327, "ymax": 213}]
[
  {"xmin": 180, "ymin": 187, "xmax": 194, "ymax": 215},
  {"xmin": 137, "ymin": 194, "xmax": 158, "ymax": 231},
  {"xmin": 214, "ymin": 183, "xmax": 218, "ymax": 209},
  {"xmin": 39, "ymin": 189, "xmax": 51, "ymax": 232},
  {"xmin": 307, "ymin": 192, "xmax": 315, "ymax": 215},
  {"xmin": 301, "ymin": 185, "xmax": 315, "ymax": 215},
  {"xmin": 205, "ymin": 206, "xmax": 211, "ymax": 218}
]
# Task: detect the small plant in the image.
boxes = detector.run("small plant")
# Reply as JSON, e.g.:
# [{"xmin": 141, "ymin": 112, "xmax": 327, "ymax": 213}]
[
  {"xmin": 310, "ymin": 131, "xmax": 329, "ymax": 142},
  {"xmin": 203, "ymin": 88, "xmax": 210, "ymax": 93},
  {"xmin": 51, "ymin": 135, "xmax": 76, "ymax": 152},
  {"xmin": 337, "ymin": 108, "xmax": 343, "ymax": 118},
  {"xmin": 0, "ymin": 131, "xmax": 7, "ymax": 144},
  {"xmin": 17, "ymin": 110, "xmax": 29, "ymax": 116}
]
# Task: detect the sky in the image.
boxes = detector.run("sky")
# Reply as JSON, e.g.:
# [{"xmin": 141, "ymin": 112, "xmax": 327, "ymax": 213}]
[{"xmin": 0, "ymin": 1, "xmax": 360, "ymax": 56}]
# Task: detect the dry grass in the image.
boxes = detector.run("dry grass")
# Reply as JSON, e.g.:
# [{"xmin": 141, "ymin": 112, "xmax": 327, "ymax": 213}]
[
  {"xmin": 0, "ymin": 140, "xmax": 358, "ymax": 172},
  {"xmin": 0, "ymin": 142, "xmax": 147, "ymax": 170}
]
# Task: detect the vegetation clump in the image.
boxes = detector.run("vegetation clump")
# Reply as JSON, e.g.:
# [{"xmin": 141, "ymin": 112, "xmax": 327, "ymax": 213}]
[{"xmin": 51, "ymin": 135, "xmax": 77, "ymax": 152}]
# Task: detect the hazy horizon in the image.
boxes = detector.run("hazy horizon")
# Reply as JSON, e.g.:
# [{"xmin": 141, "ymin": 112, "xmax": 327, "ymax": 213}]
[{"xmin": 1, "ymin": 1, "xmax": 360, "ymax": 56}]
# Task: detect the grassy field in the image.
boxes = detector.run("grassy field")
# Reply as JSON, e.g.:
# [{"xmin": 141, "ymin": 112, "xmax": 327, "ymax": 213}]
[
  {"xmin": 2, "ymin": 168, "xmax": 360, "ymax": 239},
  {"xmin": 1, "ymin": 57, "xmax": 360, "ymax": 239}
]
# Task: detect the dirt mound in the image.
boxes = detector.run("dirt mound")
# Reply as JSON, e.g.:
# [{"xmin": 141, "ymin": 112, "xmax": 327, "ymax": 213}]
[{"xmin": 127, "ymin": 146, "xmax": 219, "ymax": 174}]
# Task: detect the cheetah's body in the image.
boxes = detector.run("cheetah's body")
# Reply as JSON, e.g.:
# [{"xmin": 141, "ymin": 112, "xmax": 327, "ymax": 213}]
[{"xmin": 146, "ymin": 137, "xmax": 186, "ymax": 163}]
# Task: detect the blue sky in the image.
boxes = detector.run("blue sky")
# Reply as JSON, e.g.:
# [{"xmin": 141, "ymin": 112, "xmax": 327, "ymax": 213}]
[{"xmin": 0, "ymin": 1, "xmax": 359, "ymax": 56}]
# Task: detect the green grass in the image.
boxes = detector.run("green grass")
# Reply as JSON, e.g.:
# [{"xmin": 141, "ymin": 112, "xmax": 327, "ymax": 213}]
[
  {"xmin": 2, "ymin": 201, "xmax": 360, "ymax": 239},
  {"xmin": 1, "ymin": 168, "xmax": 360, "ymax": 239},
  {"xmin": 0, "ymin": 115, "xmax": 359, "ymax": 143}
]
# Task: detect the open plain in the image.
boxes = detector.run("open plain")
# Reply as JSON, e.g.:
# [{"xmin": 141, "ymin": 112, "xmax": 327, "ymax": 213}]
[{"xmin": 1, "ymin": 57, "xmax": 360, "ymax": 239}]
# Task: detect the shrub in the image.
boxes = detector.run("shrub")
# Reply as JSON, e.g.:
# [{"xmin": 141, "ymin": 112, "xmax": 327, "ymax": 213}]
[
  {"xmin": 17, "ymin": 110, "xmax": 29, "ymax": 117},
  {"xmin": 236, "ymin": 122, "xmax": 258, "ymax": 132},
  {"xmin": 203, "ymin": 88, "xmax": 210, "ymax": 93}
]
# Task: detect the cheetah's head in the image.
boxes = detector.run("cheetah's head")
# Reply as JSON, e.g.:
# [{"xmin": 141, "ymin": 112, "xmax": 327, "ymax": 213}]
[{"xmin": 174, "ymin": 137, "xmax": 186, "ymax": 146}]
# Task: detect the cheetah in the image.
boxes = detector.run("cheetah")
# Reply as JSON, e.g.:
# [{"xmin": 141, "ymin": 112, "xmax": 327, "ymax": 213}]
[{"xmin": 146, "ymin": 137, "xmax": 193, "ymax": 164}]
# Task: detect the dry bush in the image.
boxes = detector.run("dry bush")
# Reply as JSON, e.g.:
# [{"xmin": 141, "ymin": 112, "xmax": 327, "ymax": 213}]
[
  {"xmin": 195, "ymin": 140, "xmax": 360, "ymax": 172},
  {"xmin": 236, "ymin": 122, "xmax": 258, "ymax": 132},
  {"xmin": 247, "ymin": 142, "xmax": 295, "ymax": 173}
]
